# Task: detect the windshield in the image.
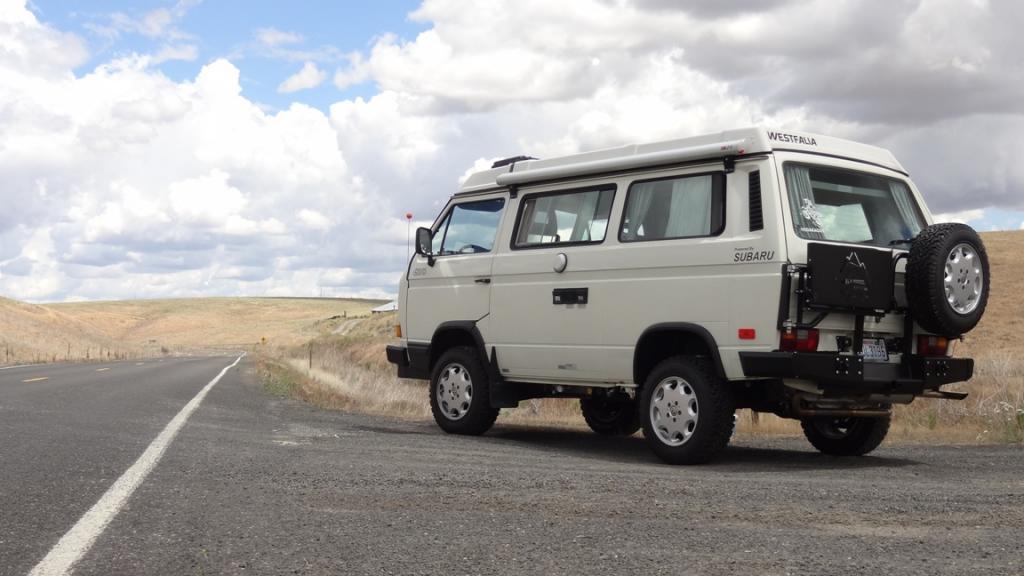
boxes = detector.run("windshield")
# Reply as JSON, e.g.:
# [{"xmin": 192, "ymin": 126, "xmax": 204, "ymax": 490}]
[{"xmin": 784, "ymin": 163, "xmax": 925, "ymax": 248}]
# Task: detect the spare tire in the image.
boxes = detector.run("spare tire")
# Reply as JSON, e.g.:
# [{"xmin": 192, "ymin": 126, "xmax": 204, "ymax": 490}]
[{"xmin": 905, "ymin": 223, "xmax": 989, "ymax": 337}]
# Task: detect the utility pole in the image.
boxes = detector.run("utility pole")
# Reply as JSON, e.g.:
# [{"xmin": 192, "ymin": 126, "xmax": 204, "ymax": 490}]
[{"xmin": 405, "ymin": 212, "xmax": 413, "ymax": 262}]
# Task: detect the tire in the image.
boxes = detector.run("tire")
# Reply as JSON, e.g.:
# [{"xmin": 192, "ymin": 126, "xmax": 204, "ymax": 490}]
[
  {"xmin": 800, "ymin": 415, "xmax": 890, "ymax": 456},
  {"xmin": 906, "ymin": 223, "xmax": 990, "ymax": 337},
  {"xmin": 580, "ymin": 396, "xmax": 641, "ymax": 436},
  {"xmin": 429, "ymin": 346, "xmax": 499, "ymax": 435},
  {"xmin": 639, "ymin": 357, "xmax": 735, "ymax": 465}
]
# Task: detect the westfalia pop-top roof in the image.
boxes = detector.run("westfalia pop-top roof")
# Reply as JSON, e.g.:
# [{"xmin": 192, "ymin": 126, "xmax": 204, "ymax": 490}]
[{"xmin": 458, "ymin": 127, "xmax": 905, "ymax": 195}]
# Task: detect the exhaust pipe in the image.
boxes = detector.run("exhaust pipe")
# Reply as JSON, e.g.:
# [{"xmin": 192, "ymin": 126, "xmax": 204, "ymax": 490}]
[{"xmin": 791, "ymin": 395, "xmax": 891, "ymax": 419}]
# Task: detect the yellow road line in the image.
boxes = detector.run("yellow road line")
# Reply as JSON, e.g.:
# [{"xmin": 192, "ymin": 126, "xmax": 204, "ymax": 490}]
[
  {"xmin": 95, "ymin": 368, "xmax": 110, "ymax": 372},
  {"xmin": 22, "ymin": 377, "xmax": 49, "ymax": 383}
]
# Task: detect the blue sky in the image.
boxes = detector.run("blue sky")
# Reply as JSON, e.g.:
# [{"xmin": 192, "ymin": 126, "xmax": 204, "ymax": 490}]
[{"xmin": 31, "ymin": 0, "xmax": 426, "ymax": 110}]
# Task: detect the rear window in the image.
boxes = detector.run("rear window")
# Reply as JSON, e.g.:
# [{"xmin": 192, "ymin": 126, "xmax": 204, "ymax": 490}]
[{"xmin": 784, "ymin": 163, "xmax": 925, "ymax": 248}]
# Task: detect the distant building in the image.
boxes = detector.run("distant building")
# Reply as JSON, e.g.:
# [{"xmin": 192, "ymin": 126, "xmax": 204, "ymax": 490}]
[{"xmin": 372, "ymin": 301, "xmax": 398, "ymax": 313}]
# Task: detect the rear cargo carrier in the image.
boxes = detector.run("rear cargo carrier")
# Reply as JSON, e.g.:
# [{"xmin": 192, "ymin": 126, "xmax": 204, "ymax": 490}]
[{"xmin": 806, "ymin": 243, "xmax": 895, "ymax": 313}]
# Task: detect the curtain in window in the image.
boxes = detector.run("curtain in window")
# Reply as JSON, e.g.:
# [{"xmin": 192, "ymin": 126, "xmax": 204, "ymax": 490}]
[
  {"xmin": 889, "ymin": 181, "xmax": 923, "ymax": 238},
  {"xmin": 623, "ymin": 185, "xmax": 654, "ymax": 240},
  {"xmin": 665, "ymin": 176, "xmax": 712, "ymax": 237},
  {"xmin": 568, "ymin": 191, "xmax": 599, "ymax": 242},
  {"xmin": 784, "ymin": 165, "xmax": 827, "ymax": 240},
  {"xmin": 528, "ymin": 197, "xmax": 557, "ymax": 241}
]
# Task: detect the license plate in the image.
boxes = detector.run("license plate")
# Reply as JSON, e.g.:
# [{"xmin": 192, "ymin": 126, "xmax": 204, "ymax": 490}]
[{"xmin": 862, "ymin": 338, "xmax": 889, "ymax": 362}]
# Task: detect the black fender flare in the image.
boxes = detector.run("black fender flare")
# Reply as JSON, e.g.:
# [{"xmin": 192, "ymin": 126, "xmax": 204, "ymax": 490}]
[
  {"xmin": 633, "ymin": 322, "xmax": 727, "ymax": 385},
  {"xmin": 430, "ymin": 321, "xmax": 488, "ymax": 367},
  {"xmin": 430, "ymin": 321, "xmax": 516, "ymax": 408}
]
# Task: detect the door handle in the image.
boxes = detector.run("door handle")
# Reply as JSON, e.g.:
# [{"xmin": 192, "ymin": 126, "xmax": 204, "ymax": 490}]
[
  {"xmin": 552, "ymin": 287, "xmax": 588, "ymax": 304},
  {"xmin": 474, "ymin": 277, "xmax": 491, "ymax": 284}
]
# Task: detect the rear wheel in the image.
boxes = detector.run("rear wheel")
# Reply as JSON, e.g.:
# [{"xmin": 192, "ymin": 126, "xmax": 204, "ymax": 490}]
[
  {"xmin": 429, "ymin": 346, "xmax": 499, "ymax": 435},
  {"xmin": 580, "ymin": 396, "xmax": 640, "ymax": 436},
  {"xmin": 801, "ymin": 415, "xmax": 890, "ymax": 456},
  {"xmin": 639, "ymin": 357, "xmax": 735, "ymax": 465}
]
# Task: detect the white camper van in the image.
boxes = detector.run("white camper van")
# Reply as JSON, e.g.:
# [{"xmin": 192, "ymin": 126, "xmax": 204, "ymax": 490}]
[{"xmin": 387, "ymin": 127, "xmax": 988, "ymax": 464}]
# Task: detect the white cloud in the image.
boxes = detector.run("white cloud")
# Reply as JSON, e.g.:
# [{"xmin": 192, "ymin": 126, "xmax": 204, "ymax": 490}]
[
  {"xmin": 332, "ymin": 52, "xmax": 370, "ymax": 90},
  {"xmin": 933, "ymin": 208, "xmax": 986, "ymax": 224},
  {"xmin": 297, "ymin": 209, "xmax": 331, "ymax": 231},
  {"xmin": 278, "ymin": 61, "xmax": 326, "ymax": 93},
  {"xmin": 96, "ymin": 1, "xmax": 198, "ymax": 41},
  {"xmin": 152, "ymin": 44, "xmax": 198, "ymax": 64},
  {"xmin": 255, "ymin": 27, "xmax": 303, "ymax": 48}
]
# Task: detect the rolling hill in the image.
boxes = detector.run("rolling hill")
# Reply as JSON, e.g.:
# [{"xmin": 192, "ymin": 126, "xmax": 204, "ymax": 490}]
[{"xmin": 0, "ymin": 297, "xmax": 385, "ymax": 364}]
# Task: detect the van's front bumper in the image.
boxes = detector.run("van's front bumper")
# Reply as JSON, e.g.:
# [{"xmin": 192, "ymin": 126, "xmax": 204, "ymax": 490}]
[
  {"xmin": 386, "ymin": 344, "xmax": 431, "ymax": 380},
  {"xmin": 739, "ymin": 351, "xmax": 973, "ymax": 395}
]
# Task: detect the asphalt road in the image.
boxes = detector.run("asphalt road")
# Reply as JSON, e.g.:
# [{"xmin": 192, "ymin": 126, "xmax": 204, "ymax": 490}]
[{"xmin": 1, "ymin": 357, "xmax": 1022, "ymax": 576}]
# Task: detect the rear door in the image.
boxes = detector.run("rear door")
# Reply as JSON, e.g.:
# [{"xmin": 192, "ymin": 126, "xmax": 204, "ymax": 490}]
[{"xmin": 405, "ymin": 195, "xmax": 507, "ymax": 345}]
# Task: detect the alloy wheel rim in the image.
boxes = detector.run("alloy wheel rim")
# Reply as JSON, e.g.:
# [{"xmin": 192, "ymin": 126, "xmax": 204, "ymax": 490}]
[
  {"xmin": 649, "ymin": 376, "xmax": 699, "ymax": 446},
  {"xmin": 944, "ymin": 242, "xmax": 983, "ymax": 315},
  {"xmin": 437, "ymin": 362, "xmax": 473, "ymax": 420}
]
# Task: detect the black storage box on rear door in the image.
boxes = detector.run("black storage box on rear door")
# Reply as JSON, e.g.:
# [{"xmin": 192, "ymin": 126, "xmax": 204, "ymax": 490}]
[{"xmin": 806, "ymin": 243, "xmax": 894, "ymax": 312}]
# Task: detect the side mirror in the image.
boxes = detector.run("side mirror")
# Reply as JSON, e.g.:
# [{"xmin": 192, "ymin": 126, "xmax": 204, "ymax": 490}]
[{"xmin": 415, "ymin": 227, "xmax": 435, "ymax": 266}]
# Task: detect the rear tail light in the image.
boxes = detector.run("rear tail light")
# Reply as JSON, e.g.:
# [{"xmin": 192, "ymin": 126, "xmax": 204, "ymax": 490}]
[
  {"xmin": 780, "ymin": 329, "xmax": 819, "ymax": 352},
  {"xmin": 394, "ymin": 324, "xmax": 403, "ymax": 338},
  {"xmin": 917, "ymin": 335, "xmax": 949, "ymax": 356}
]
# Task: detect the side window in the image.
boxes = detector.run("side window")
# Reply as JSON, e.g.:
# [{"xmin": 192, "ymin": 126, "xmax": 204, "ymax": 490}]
[
  {"xmin": 514, "ymin": 186, "xmax": 615, "ymax": 248},
  {"xmin": 620, "ymin": 173, "xmax": 724, "ymax": 242},
  {"xmin": 437, "ymin": 198, "xmax": 505, "ymax": 255}
]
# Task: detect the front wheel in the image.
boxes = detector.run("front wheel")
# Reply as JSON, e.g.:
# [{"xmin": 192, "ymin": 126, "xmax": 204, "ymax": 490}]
[
  {"xmin": 429, "ymin": 346, "xmax": 499, "ymax": 435},
  {"xmin": 801, "ymin": 415, "xmax": 890, "ymax": 456},
  {"xmin": 640, "ymin": 357, "xmax": 735, "ymax": 465}
]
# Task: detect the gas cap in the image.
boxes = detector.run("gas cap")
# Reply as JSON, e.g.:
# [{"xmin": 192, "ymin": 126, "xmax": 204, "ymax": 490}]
[{"xmin": 553, "ymin": 253, "xmax": 568, "ymax": 273}]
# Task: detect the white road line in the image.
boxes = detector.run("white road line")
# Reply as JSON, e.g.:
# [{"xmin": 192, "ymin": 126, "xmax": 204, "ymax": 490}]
[{"xmin": 28, "ymin": 353, "xmax": 246, "ymax": 576}]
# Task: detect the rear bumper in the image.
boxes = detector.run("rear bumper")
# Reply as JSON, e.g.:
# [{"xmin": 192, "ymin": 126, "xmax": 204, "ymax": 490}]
[
  {"xmin": 386, "ymin": 344, "xmax": 430, "ymax": 380},
  {"xmin": 739, "ymin": 351, "xmax": 973, "ymax": 395}
]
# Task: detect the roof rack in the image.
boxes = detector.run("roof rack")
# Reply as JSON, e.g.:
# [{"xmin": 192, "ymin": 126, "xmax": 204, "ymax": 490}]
[{"xmin": 491, "ymin": 155, "xmax": 537, "ymax": 169}]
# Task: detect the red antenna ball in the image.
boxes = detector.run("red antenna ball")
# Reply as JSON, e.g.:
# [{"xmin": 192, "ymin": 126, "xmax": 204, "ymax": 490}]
[{"xmin": 405, "ymin": 212, "xmax": 413, "ymax": 220}]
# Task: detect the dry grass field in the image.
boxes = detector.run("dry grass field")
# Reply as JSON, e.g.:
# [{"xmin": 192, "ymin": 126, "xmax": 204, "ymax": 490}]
[
  {"xmin": 261, "ymin": 231, "xmax": 1024, "ymax": 443},
  {"xmin": 0, "ymin": 297, "xmax": 382, "ymax": 365},
  {"xmin": 0, "ymin": 297, "xmax": 126, "ymax": 364}
]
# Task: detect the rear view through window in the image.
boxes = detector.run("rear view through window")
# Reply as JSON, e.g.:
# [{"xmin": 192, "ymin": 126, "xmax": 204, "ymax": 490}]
[{"xmin": 784, "ymin": 163, "xmax": 924, "ymax": 247}]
